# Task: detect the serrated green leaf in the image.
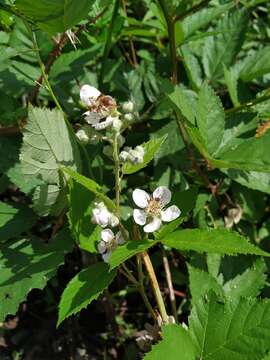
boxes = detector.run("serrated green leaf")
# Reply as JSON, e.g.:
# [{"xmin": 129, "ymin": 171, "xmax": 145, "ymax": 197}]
[
  {"xmin": 0, "ymin": 228, "xmax": 73, "ymax": 321},
  {"xmin": 67, "ymin": 179, "xmax": 100, "ymax": 253},
  {"xmin": 161, "ymin": 228, "xmax": 269, "ymax": 256},
  {"xmin": 223, "ymin": 64, "xmax": 240, "ymax": 106},
  {"xmin": 58, "ymin": 263, "xmax": 116, "ymax": 326},
  {"xmin": 202, "ymin": 9, "xmax": 248, "ymax": 82},
  {"xmin": 15, "ymin": 0, "xmax": 96, "ymax": 35},
  {"xmin": 0, "ymin": 201, "xmax": 36, "ymax": 241},
  {"xmin": 181, "ymin": 3, "xmax": 233, "ymax": 39},
  {"xmin": 196, "ymin": 82, "xmax": 225, "ymax": 155},
  {"xmin": 189, "ymin": 293, "xmax": 270, "ymax": 359},
  {"xmin": 20, "ymin": 106, "xmax": 81, "ymax": 216},
  {"xmin": 62, "ymin": 167, "xmax": 115, "ymax": 211},
  {"xmin": 122, "ymin": 135, "xmax": 167, "ymax": 175},
  {"xmin": 223, "ymin": 169, "xmax": 270, "ymax": 194},
  {"xmin": 223, "ymin": 258, "xmax": 266, "ymax": 299},
  {"xmin": 109, "ymin": 239, "xmax": 157, "ymax": 270},
  {"xmin": 144, "ymin": 324, "xmax": 196, "ymax": 360},
  {"xmin": 188, "ymin": 264, "xmax": 224, "ymax": 304},
  {"xmin": 240, "ymin": 46, "xmax": 270, "ymax": 82}
]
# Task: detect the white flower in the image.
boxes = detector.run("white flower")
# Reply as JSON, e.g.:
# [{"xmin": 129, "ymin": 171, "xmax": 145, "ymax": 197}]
[
  {"xmin": 122, "ymin": 100, "xmax": 135, "ymax": 113},
  {"xmin": 132, "ymin": 186, "xmax": 181, "ymax": 233},
  {"xmin": 80, "ymin": 85, "xmax": 101, "ymax": 107},
  {"xmin": 80, "ymin": 84, "xmax": 118, "ymax": 131},
  {"xmin": 92, "ymin": 202, "xmax": 119, "ymax": 228},
  {"xmin": 98, "ymin": 228, "xmax": 125, "ymax": 262}
]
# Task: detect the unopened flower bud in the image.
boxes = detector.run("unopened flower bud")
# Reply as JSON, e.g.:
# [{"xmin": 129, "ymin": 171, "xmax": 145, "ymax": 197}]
[
  {"xmin": 112, "ymin": 117, "xmax": 122, "ymax": 132},
  {"xmin": 122, "ymin": 100, "xmax": 135, "ymax": 113},
  {"xmin": 76, "ymin": 125, "xmax": 92, "ymax": 143},
  {"xmin": 123, "ymin": 113, "xmax": 134, "ymax": 122}
]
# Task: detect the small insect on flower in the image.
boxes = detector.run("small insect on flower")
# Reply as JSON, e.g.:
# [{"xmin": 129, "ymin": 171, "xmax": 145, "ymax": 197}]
[
  {"xmin": 92, "ymin": 202, "xmax": 119, "ymax": 228},
  {"xmin": 132, "ymin": 186, "xmax": 181, "ymax": 233},
  {"xmin": 98, "ymin": 229, "xmax": 125, "ymax": 263},
  {"xmin": 80, "ymin": 85, "xmax": 119, "ymax": 130}
]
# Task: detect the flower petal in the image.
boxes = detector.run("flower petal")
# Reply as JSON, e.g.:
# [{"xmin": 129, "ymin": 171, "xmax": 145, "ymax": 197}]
[
  {"xmin": 80, "ymin": 85, "xmax": 101, "ymax": 107},
  {"xmin": 84, "ymin": 111, "xmax": 102, "ymax": 125},
  {"xmin": 133, "ymin": 209, "xmax": 147, "ymax": 225},
  {"xmin": 97, "ymin": 240, "xmax": 107, "ymax": 254},
  {"xmin": 132, "ymin": 189, "xmax": 150, "ymax": 208},
  {"xmin": 101, "ymin": 229, "xmax": 114, "ymax": 242},
  {"xmin": 102, "ymin": 252, "xmax": 112, "ymax": 263},
  {"xmin": 161, "ymin": 205, "xmax": 181, "ymax": 222},
  {"xmin": 143, "ymin": 217, "xmax": 162, "ymax": 233},
  {"xmin": 109, "ymin": 214, "xmax": 119, "ymax": 228},
  {"xmin": 116, "ymin": 231, "xmax": 125, "ymax": 245},
  {"xmin": 153, "ymin": 186, "xmax": 171, "ymax": 207},
  {"xmin": 94, "ymin": 116, "xmax": 114, "ymax": 130}
]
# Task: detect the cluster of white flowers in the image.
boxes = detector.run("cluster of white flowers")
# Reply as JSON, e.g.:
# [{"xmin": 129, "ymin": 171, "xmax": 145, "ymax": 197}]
[
  {"xmin": 132, "ymin": 186, "xmax": 181, "ymax": 233},
  {"xmin": 92, "ymin": 202, "xmax": 125, "ymax": 263},
  {"xmin": 80, "ymin": 85, "xmax": 121, "ymax": 131},
  {"xmin": 92, "ymin": 202, "xmax": 119, "ymax": 228},
  {"xmin": 119, "ymin": 145, "xmax": 144, "ymax": 164}
]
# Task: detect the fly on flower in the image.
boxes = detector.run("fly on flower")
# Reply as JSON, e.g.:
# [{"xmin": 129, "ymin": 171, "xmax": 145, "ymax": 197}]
[
  {"xmin": 80, "ymin": 85, "xmax": 119, "ymax": 130},
  {"xmin": 132, "ymin": 186, "xmax": 181, "ymax": 233}
]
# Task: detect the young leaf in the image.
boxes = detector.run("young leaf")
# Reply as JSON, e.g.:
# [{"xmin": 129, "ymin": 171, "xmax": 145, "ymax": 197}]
[
  {"xmin": 196, "ymin": 82, "xmax": 225, "ymax": 155},
  {"xmin": 189, "ymin": 293, "xmax": 270, "ymax": 359},
  {"xmin": 58, "ymin": 263, "xmax": 116, "ymax": 326},
  {"xmin": 161, "ymin": 228, "xmax": 269, "ymax": 256},
  {"xmin": 67, "ymin": 179, "xmax": 100, "ymax": 253},
  {"xmin": 20, "ymin": 106, "xmax": 81, "ymax": 216},
  {"xmin": 15, "ymin": 0, "xmax": 96, "ymax": 36},
  {"xmin": 0, "ymin": 228, "xmax": 73, "ymax": 321},
  {"xmin": 144, "ymin": 324, "xmax": 197, "ymax": 360},
  {"xmin": 0, "ymin": 201, "xmax": 36, "ymax": 241},
  {"xmin": 109, "ymin": 239, "xmax": 158, "ymax": 270},
  {"xmin": 62, "ymin": 167, "xmax": 115, "ymax": 211},
  {"xmin": 122, "ymin": 135, "xmax": 167, "ymax": 175},
  {"xmin": 239, "ymin": 46, "xmax": 270, "ymax": 82}
]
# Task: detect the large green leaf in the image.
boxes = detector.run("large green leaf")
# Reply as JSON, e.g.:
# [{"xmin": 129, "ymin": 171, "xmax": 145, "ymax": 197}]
[
  {"xmin": 0, "ymin": 201, "xmax": 36, "ymax": 241},
  {"xmin": 239, "ymin": 46, "xmax": 270, "ymax": 82},
  {"xmin": 161, "ymin": 229, "xmax": 269, "ymax": 256},
  {"xmin": 144, "ymin": 324, "xmax": 196, "ymax": 360},
  {"xmin": 58, "ymin": 263, "xmax": 116, "ymax": 326},
  {"xmin": 218, "ymin": 132, "xmax": 270, "ymax": 172},
  {"xmin": 20, "ymin": 106, "xmax": 81, "ymax": 215},
  {"xmin": 15, "ymin": 0, "xmax": 96, "ymax": 35},
  {"xmin": 67, "ymin": 179, "xmax": 99, "ymax": 253},
  {"xmin": 189, "ymin": 293, "xmax": 270, "ymax": 359},
  {"xmin": 122, "ymin": 135, "xmax": 167, "ymax": 175},
  {"xmin": 223, "ymin": 169, "xmax": 270, "ymax": 194},
  {"xmin": 202, "ymin": 9, "xmax": 248, "ymax": 82},
  {"xmin": 0, "ymin": 228, "xmax": 73, "ymax": 321},
  {"xmin": 62, "ymin": 167, "xmax": 115, "ymax": 211},
  {"xmin": 196, "ymin": 82, "xmax": 225, "ymax": 155}
]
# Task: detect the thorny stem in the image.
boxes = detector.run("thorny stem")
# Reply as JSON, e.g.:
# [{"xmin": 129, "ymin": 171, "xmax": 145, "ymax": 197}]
[
  {"xmin": 141, "ymin": 251, "xmax": 169, "ymax": 323},
  {"xmin": 162, "ymin": 248, "xmax": 178, "ymax": 321}
]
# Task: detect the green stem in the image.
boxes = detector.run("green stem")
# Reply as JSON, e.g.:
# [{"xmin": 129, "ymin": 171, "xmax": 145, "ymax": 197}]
[
  {"xmin": 225, "ymin": 89, "xmax": 270, "ymax": 114},
  {"xmin": 30, "ymin": 28, "xmax": 63, "ymax": 112},
  {"xmin": 158, "ymin": 0, "xmax": 178, "ymax": 84},
  {"xmin": 113, "ymin": 132, "xmax": 121, "ymax": 218},
  {"xmin": 141, "ymin": 251, "xmax": 169, "ymax": 323},
  {"xmin": 120, "ymin": 264, "xmax": 156, "ymax": 321},
  {"xmin": 99, "ymin": 0, "xmax": 120, "ymax": 86}
]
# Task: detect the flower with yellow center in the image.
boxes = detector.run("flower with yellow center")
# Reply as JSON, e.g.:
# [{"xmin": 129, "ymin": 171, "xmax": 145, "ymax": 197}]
[{"xmin": 132, "ymin": 186, "xmax": 181, "ymax": 233}]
